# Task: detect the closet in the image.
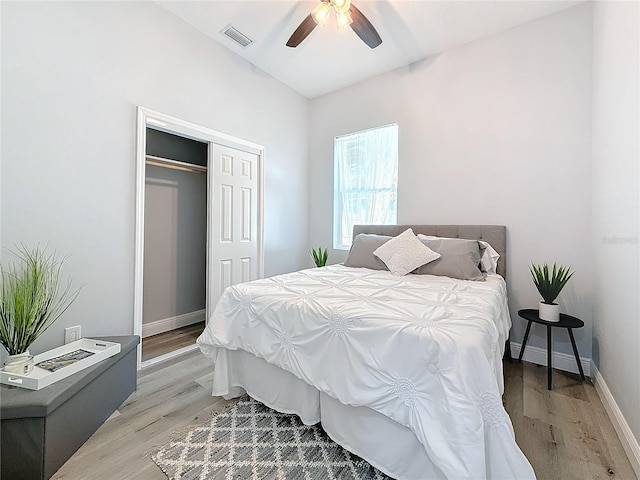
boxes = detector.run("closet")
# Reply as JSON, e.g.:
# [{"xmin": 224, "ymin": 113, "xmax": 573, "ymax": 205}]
[
  {"xmin": 134, "ymin": 107, "xmax": 264, "ymax": 369},
  {"xmin": 141, "ymin": 128, "xmax": 208, "ymax": 362}
]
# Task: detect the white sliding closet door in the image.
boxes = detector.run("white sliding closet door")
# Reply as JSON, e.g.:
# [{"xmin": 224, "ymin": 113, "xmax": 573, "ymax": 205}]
[{"xmin": 207, "ymin": 143, "xmax": 261, "ymax": 315}]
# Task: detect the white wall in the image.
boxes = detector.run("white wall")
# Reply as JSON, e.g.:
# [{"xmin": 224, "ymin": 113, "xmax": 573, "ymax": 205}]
[
  {"xmin": 0, "ymin": 1, "xmax": 309, "ymax": 355},
  {"xmin": 591, "ymin": 0, "xmax": 640, "ymax": 446},
  {"xmin": 309, "ymin": 4, "xmax": 593, "ymax": 357}
]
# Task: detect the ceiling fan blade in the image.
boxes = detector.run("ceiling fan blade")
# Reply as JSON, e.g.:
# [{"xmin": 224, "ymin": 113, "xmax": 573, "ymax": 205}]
[
  {"xmin": 286, "ymin": 14, "xmax": 317, "ymax": 48},
  {"xmin": 349, "ymin": 4, "xmax": 382, "ymax": 49}
]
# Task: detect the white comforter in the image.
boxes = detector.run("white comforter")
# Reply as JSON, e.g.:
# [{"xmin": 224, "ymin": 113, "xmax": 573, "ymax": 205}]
[{"xmin": 197, "ymin": 265, "xmax": 535, "ymax": 479}]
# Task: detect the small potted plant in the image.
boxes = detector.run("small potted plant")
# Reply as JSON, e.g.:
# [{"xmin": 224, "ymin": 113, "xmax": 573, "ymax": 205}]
[
  {"xmin": 529, "ymin": 263, "xmax": 574, "ymax": 322},
  {"xmin": 311, "ymin": 247, "xmax": 328, "ymax": 267},
  {"xmin": 0, "ymin": 245, "xmax": 80, "ymax": 374}
]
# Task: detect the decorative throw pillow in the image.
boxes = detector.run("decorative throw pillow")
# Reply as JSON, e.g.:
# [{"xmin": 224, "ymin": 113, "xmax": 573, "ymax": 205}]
[
  {"xmin": 344, "ymin": 234, "xmax": 393, "ymax": 270},
  {"xmin": 373, "ymin": 228, "xmax": 441, "ymax": 276},
  {"xmin": 414, "ymin": 235, "xmax": 485, "ymax": 281}
]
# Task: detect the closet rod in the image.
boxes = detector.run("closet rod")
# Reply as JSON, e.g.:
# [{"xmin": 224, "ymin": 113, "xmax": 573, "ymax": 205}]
[{"xmin": 145, "ymin": 155, "xmax": 207, "ymax": 175}]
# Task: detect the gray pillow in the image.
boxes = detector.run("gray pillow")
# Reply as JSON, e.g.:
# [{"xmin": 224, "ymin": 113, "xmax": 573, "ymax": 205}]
[
  {"xmin": 344, "ymin": 234, "xmax": 391, "ymax": 270},
  {"xmin": 413, "ymin": 237, "xmax": 485, "ymax": 281}
]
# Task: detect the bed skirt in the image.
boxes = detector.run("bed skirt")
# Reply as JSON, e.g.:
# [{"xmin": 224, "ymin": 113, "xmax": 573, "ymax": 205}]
[{"xmin": 211, "ymin": 347, "xmax": 447, "ymax": 479}]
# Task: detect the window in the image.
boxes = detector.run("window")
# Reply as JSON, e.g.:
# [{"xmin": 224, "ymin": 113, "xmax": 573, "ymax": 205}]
[{"xmin": 333, "ymin": 123, "xmax": 399, "ymax": 250}]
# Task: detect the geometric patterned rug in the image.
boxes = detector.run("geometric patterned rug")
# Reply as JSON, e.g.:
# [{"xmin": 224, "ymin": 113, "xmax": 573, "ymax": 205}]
[{"xmin": 151, "ymin": 396, "xmax": 391, "ymax": 480}]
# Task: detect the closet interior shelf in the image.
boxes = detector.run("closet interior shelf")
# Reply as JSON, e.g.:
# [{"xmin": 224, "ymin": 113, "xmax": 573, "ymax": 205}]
[{"xmin": 145, "ymin": 155, "xmax": 207, "ymax": 175}]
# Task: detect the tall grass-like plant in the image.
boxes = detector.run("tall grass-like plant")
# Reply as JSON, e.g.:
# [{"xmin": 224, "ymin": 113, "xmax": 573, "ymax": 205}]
[
  {"xmin": 529, "ymin": 263, "xmax": 574, "ymax": 305},
  {"xmin": 0, "ymin": 245, "xmax": 80, "ymax": 355},
  {"xmin": 311, "ymin": 247, "xmax": 328, "ymax": 268}
]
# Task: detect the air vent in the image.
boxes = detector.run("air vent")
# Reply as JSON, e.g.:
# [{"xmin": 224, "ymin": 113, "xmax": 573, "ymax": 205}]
[{"xmin": 220, "ymin": 24, "xmax": 254, "ymax": 48}]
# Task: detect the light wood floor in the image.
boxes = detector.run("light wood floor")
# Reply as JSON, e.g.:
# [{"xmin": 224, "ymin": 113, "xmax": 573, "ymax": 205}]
[
  {"xmin": 141, "ymin": 322, "xmax": 205, "ymax": 362},
  {"xmin": 53, "ymin": 350, "xmax": 231, "ymax": 480},
  {"xmin": 52, "ymin": 353, "xmax": 636, "ymax": 480},
  {"xmin": 504, "ymin": 361, "xmax": 636, "ymax": 479}
]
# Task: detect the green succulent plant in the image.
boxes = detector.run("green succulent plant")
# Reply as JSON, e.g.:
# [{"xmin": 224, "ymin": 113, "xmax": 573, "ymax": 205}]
[
  {"xmin": 0, "ymin": 245, "xmax": 80, "ymax": 355},
  {"xmin": 311, "ymin": 247, "xmax": 328, "ymax": 268},
  {"xmin": 529, "ymin": 263, "xmax": 574, "ymax": 305}
]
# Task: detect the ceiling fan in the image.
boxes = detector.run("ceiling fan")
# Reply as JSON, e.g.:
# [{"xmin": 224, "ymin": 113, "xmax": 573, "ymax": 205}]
[{"xmin": 286, "ymin": 0, "xmax": 382, "ymax": 49}]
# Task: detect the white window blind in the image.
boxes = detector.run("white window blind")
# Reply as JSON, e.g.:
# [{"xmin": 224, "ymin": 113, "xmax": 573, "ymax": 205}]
[{"xmin": 333, "ymin": 123, "xmax": 398, "ymax": 250}]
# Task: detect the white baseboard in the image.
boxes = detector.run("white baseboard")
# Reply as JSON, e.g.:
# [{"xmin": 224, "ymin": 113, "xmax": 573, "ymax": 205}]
[
  {"xmin": 591, "ymin": 362, "xmax": 640, "ymax": 479},
  {"xmin": 510, "ymin": 342, "xmax": 591, "ymax": 377},
  {"xmin": 142, "ymin": 309, "xmax": 205, "ymax": 338}
]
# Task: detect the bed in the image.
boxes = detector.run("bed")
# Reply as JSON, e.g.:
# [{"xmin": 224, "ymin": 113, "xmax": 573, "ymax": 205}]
[{"xmin": 197, "ymin": 225, "xmax": 535, "ymax": 479}]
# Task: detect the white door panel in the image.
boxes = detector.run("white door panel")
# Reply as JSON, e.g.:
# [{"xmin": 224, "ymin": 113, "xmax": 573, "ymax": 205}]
[{"xmin": 207, "ymin": 143, "xmax": 261, "ymax": 316}]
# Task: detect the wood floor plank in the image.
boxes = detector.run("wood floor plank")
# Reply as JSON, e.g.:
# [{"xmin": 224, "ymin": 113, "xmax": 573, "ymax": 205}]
[
  {"xmin": 52, "ymin": 354, "xmax": 637, "ymax": 480},
  {"xmin": 522, "ymin": 362, "xmax": 584, "ymax": 426},
  {"xmin": 141, "ymin": 322, "xmax": 204, "ymax": 362},
  {"xmin": 574, "ymin": 387, "xmax": 637, "ymax": 479},
  {"xmin": 511, "ymin": 360, "xmax": 636, "ymax": 480}
]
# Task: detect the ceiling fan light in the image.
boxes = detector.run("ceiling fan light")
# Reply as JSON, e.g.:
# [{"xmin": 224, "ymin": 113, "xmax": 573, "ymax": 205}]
[
  {"xmin": 335, "ymin": 10, "xmax": 353, "ymax": 29},
  {"xmin": 331, "ymin": 0, "xmax": 351, "ymax": 14},
  {"xmin": 311, "ymin": 1, "xmax": 331, "ymax": 26}
]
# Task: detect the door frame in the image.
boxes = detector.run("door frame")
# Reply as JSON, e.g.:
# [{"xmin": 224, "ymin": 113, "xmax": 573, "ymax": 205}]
[{"xmin": 134, "ymin": 106, "xmax": 264, "ymax": 370}]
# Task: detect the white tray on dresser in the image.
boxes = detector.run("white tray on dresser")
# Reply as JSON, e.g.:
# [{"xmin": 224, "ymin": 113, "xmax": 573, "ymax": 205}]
[{"xmin": 1, "ymin": 338, "xmax": 121, "ymax": 390}]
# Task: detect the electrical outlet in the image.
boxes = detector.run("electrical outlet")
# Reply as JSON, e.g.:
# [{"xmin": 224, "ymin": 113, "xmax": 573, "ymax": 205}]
[{"xmin": 64, "ymin": 326, "xmax": 81, "ymax": 344}]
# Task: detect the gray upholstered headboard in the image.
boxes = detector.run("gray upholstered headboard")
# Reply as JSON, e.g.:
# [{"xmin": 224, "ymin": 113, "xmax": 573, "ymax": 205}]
[{"xmin": 352, "ymin": 225, "xmax": 507, "ymax": 278}]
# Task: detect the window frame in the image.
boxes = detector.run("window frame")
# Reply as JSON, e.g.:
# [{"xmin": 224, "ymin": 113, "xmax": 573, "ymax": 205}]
[{"xmin": 333, "ymin": 123, "xmax": 399, "ymax": 250}]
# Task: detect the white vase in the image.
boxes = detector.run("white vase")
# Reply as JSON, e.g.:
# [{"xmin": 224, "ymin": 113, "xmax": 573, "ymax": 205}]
[
  {"xmin": 538, "ymin": 301, "xmax": 560, "ymax": 322},
  {"xmin": 3, "ymin": 350, "xmax": 35, "ymax": 375}
]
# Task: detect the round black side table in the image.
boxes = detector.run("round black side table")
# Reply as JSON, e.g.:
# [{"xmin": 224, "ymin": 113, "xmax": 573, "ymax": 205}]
[{"xmin": 517, "ymin": 309, "xmax": 585, "ymax": 390}]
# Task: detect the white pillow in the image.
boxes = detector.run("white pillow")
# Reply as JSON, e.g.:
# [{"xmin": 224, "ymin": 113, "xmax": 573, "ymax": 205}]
[
  {"xmin": 479, "ymin": 240, "xmax": 500, "ymax": 274},
  {"xmin": 373, "ymin": 228, "xmax": 441, "ymax": 276}
]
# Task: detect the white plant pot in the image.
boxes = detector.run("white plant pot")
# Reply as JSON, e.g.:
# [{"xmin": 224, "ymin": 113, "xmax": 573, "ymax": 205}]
[
  {"xmin": 538, "ymin": 301, "xmax": 560, "ymax": 322},
  {"xmin": 3, "ymin": 350, "xmax": 34, "ymax": 375}
]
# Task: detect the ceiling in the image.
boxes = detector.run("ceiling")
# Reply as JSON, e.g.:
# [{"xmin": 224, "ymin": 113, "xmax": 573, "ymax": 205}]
[{"xmin": 158, "ymin": 1, "xmax": 582, "ymax": 99}]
